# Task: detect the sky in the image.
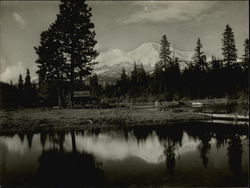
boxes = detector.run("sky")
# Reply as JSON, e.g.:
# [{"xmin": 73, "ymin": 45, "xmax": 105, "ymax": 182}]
[{"xmin": 0, "ymin": 1, "xmax": 249, "ymax": 83}]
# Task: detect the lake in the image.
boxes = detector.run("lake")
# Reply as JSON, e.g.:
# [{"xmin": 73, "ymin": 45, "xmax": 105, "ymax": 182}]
[{"xmin": 0, "ymin": 122, "xmax": 248, "ymax": 187}]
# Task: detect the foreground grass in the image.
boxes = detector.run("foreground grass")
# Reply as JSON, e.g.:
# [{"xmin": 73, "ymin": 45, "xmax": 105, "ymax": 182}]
[{"xmin": 0, "ymin": 107, "xmax": 208, "ymax": 135}]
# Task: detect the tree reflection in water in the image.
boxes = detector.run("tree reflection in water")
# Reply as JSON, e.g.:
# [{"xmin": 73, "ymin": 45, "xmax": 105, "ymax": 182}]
[
  {"xmin": 163, "ymin": 140, "xmax": 176, "ymax": 176},
  {"xmin": 227, "ymin": 134, "xmax": 243, "ymax": 177},
  {"xmin": 18, "ymin": 122, "xmax": 246, "ymax": 186},
  {"xmin": 198, "ymin": 133, "xmax": 212, "ymax": 168},
  {"xmin": 26, "ymin": 132, "xmax": 33, "ymax": 149},
  {"xmin": 17, "ymin": 133, "xmax": 25, "ymax": 143},
  {"xmin": 38, "ymin": 131, "xmax": 104, "ymax": 186},
  {"xmin": 40, "ymin": 132, "xmax": 47, "ymax": 150}
]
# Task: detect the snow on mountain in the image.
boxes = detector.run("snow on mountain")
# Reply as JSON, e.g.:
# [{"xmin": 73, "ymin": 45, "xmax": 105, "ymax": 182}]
[{"xmin": 94, "ymin": 42, "xmax": 193, "ymax": 78}]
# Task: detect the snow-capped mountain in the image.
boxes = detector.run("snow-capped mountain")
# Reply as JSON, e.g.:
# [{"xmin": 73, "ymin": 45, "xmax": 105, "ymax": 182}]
[{"xmin": 94, "ymin": 42, "xmax": 193, "ymax": 78}]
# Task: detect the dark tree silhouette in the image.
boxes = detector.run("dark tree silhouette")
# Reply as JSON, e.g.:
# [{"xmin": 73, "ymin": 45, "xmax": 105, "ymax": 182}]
[
  {"xmin": 130, "ymin": 62, "xmax": 139, "ymax": 102},
  {"xmin": 18, "ymin": 74, "xmax": 24, "ymax": 91},
  {"xmin": 198, "ymin": 134, "xmax": 211, "ymax": 168},
  {"xmin": 242, "ymin": 39, "xmax": 249, "ymax": 70},
  {"xmin": 24, "ymin": 69, "xmax": 31, "ymax": 89},
  {"xmin": 38, "ymin": 150, "xmax": 104, "ymax": 186},
  {"xmin": 164, "ymin": 141, "xmax": 176, "ymax": 176},
  {"xmin": 56, "ymin": 0, "xmax": 98, "ymax": 107},
  {"xmin": 38, "ymin": 131, "xmax": 104, "ymax": 186},
  {"xmin": 159, "ymin": 35, "xmax": 172, "ymax": 67},
  {"xmin": 35, "ymin": 0, "xmax": 98, "ymax": 108},
  {"xmin": 40, "ymin": 132, "xmax": 47, "ymax": 150},
  {"xmin": 119, "ymin": 67, "xmax": 129, "ymax": 98},
  {"xmin": 159, "ymin": 35, "xmax": 172, "ymax": 94},
  {"xmin": 227, "ymin": 134, "xmax": 243, "ymax": 177},
  {"xmin": 26, "ymin": 133, "xmax": 34, "ymax": 149},
  {"xmin": 192, "ymin": 38, "xmax": 207, "ymax": 71},
  {"xmin": 35, "ymin": 25, "xmax": 67, "ymax": 108},
  {"xmin": 222, "ymin": 24, "xmax": 238, "ymax": 67}
]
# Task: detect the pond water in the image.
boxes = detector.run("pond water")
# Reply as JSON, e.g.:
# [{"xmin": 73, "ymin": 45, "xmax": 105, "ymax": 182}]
[{"xmin": 0, "ymin": 122, "xmax": 249, "ymax": 187}]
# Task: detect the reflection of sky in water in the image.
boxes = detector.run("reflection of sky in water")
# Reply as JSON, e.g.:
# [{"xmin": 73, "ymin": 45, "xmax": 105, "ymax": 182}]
[
  {"xmin": 73, "ymin": 132, "xmax": 201, "ymax": 163},
  {"xmin": 0, "ymin": 132, "xmax": 203, "ymax": 164},
  {"xmin": 1, "ymin": 131, "xmax": 248, "ymax": 164},
  {"xmin": 0, "ymin": 126, "xmax": 248, "ymax": 187}
]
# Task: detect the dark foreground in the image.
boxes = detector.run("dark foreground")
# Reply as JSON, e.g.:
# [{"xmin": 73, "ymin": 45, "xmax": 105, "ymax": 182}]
[{"xmin": 0, "ymin": 122, "xmax": 248, "ymax": 187}]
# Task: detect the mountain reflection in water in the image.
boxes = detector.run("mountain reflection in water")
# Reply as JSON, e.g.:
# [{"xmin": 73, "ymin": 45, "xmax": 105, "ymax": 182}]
[{"xmin": 0, "ymin": 122, "xmax": 248, "ymax": 187}]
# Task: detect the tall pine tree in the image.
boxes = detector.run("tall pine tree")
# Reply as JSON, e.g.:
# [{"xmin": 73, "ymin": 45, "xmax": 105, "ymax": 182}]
[
  {"xmin": 242, "ymin": 39, "xmax": 249, "ymax": 70},
  {"xmin": 119, "ymin": 67, "xmax": 129, "ymax": 98},
  {"xmin": 57, "ymin": 0, "xmax": 98, "ymax": 107},
  {"xmin": 159, "ymin": 35, "xmax": 172, "ymax": 94},
  {"xmin": 35, "ymin": 25, "xmax": 67, "ymax": 108},
  {"xmin": 24, "ymin": 69, "xmax": 32, "ymax": 107},
  {"xmin": 159, "ymin": 35, "xmax": 171, "ymax": 69},
  {"xmin": 35, "ymin": 0, "xmax": 98, "ymax": 108},
  {"xmin": 18, "ymin": 74, "xmax": 24, "ymax": 91},
  {"xmin": 18, "ymin": 74, "xmax": 24, "ymax": 106},
  {"xmin": 192, "ymin": 38, "xmax": 207, "ymax": 71},
  {"xmin": 221, "ymin": 25, "xmax": 237, "ymax": 67},
  {"xmin": 24, "ymin": 69, "xmax": 31, "ymax": 90}
]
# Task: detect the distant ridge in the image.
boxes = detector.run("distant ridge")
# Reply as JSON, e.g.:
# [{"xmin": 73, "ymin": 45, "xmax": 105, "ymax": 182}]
[{"xmin": 94, "ymin": 42, "xmax": 193, "ymax": 78}]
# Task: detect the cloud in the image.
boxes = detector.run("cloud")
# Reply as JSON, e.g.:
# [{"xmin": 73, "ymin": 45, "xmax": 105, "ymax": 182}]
[
  {"xmin": 119, "ymin": 1, "xmax": 219, "ymax": 24},
  {"xmin": 13, "ymin": 12, "xmax": 26, "ymax": 29},
  {"xmin": 94, "ymin": 43, "xmax": 103, "ymax": 51},
  {"xmin": 0, "ymin": 61, "xmax": 26, "ymax": 83}
]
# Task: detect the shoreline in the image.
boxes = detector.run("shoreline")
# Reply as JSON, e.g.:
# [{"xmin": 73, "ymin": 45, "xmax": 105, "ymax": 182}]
[{"xmin": 0, "ymin": 108, "xmax": 248, "ymax": 135}]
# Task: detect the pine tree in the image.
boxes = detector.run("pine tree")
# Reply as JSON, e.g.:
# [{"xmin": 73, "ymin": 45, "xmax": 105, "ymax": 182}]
[
  {"xmin": 242, "ymin": 39, "xmax": 249, "ymax": 70},
  {"xmin": 192, "ymin": 38, "xmax": 207, "ymax": 71},
  {"xmin": 18, "ymin": 74, "xmax": 24, "ymax": 91},
  {"xmin": 35, "ymin": 0, "xmax": 98, "ymax": 108},
  {"xmin": 153, "ymin": 62, "xmax": 163, "ymax": 95},
  {"xmin": 221, "ymin": 24, "xmax": 237, "ymax": 67},
  {"xmin": 159, "ymin": 35, "xmax": 172, "ymax": 68},
  {"xmin": 23, "ymin": 69, "xmax": 32, "ymax": 107},
  {"xmin": 241, "ymin": 39, "xmax": 249, "ymax": 90},
  {"xmin": 56, "ymin": 0, "xmax": 98, "ymax": 107},
  {"xmin": 130, "ymin": 62, "xmax": 139, "ymax": 100},
  {"xmin": 137, "ymin": 64, "xmax": 147, "ymax": 96},
  {"xmin": 24, "ymin": 69, "xmax": 31, "ymax": 90},
  {"xmin": 35, "ymin": 25, "xmax": 67, "ymax": 108},
  {"xmin": 120, "ymin": 67, "xmax": 129, "ymax": 97},
  {"xmin": 159, "ymin": 35, "xmax": 172, "ymax": 95}
]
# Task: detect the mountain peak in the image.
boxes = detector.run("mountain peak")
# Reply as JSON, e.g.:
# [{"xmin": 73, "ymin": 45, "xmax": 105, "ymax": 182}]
[
  {"xmin": 94, "ymin": 42, "xmax": 193, "ymax": 78},
  {"xmin": 132, "ymin": 42, "xmax": 160, "ymax": 53}
]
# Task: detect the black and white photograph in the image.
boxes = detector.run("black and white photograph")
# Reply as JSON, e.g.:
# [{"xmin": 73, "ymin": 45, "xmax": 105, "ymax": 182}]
[{"xmin": 0, "ymin": 0, "xmax": 249, "ymax": 187}]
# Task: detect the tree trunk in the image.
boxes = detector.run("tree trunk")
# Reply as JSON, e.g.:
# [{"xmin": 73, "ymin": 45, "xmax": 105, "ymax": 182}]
[
  {"xmin": 58, "ymin": 91, "xmax": 62, "ymax": 108},
  {"xmin": 70, "ymin": 53, "xmax": 75, "ymax": 108},
  {"xmin": 71, "ymin": 131, "xmax": 76, "ymax": 153},
  {"xmin": 57, "ymin": 74, "xmax": 62, "ymax": 109}
]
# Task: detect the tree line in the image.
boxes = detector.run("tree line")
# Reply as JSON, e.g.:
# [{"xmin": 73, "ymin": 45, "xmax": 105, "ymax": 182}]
[
  {"xmin": 0, "ymin": 69, "xmax": 38, "ymax": 108},
  {"xmin": 0, "ymin": 0, "xmax": 248, "ymax": 108},
  {"xmin": 89, "ymin": 25, "xmax": 249, "ymax": 103}
]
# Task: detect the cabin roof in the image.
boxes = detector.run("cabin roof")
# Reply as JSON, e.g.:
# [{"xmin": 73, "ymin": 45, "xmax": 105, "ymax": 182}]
[{"xmin": 73, "ymin": 91, "xmax": 90, "ymax": 98}]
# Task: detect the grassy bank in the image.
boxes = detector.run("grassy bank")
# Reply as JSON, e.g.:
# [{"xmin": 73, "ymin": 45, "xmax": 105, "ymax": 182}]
[{"xmin": 0, "ymin": 107, "xmax": 208, "ymax": 135}]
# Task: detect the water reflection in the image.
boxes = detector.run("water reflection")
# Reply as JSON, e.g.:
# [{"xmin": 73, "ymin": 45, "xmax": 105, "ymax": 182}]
[
  {"xmin": 38, "ymin": 132, "xmax": 104, "ymax": 186},
  {"xmin": 0, "ymin": 122, "xmax": 248, "ymax": 187},
  {"xmin": 163, "ymin": 140, "xmax": 176, "ymax": 176},
  {"xmin": 227, "ymin": 134, "xmax": 243, "ymax": 177},
  {"xmin": 198, "ymin": 133, "xmax": 212, "ymax": 168}
]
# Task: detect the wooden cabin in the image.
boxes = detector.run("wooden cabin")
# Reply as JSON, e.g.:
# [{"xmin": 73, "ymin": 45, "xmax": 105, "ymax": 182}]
[
  {"xmin": 72, "ymin": 91, "xmax": 100, "ymax": 108},
  {"xmin": 72, "ymin": 91, "xmax": 91, "ymax": 106}
]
